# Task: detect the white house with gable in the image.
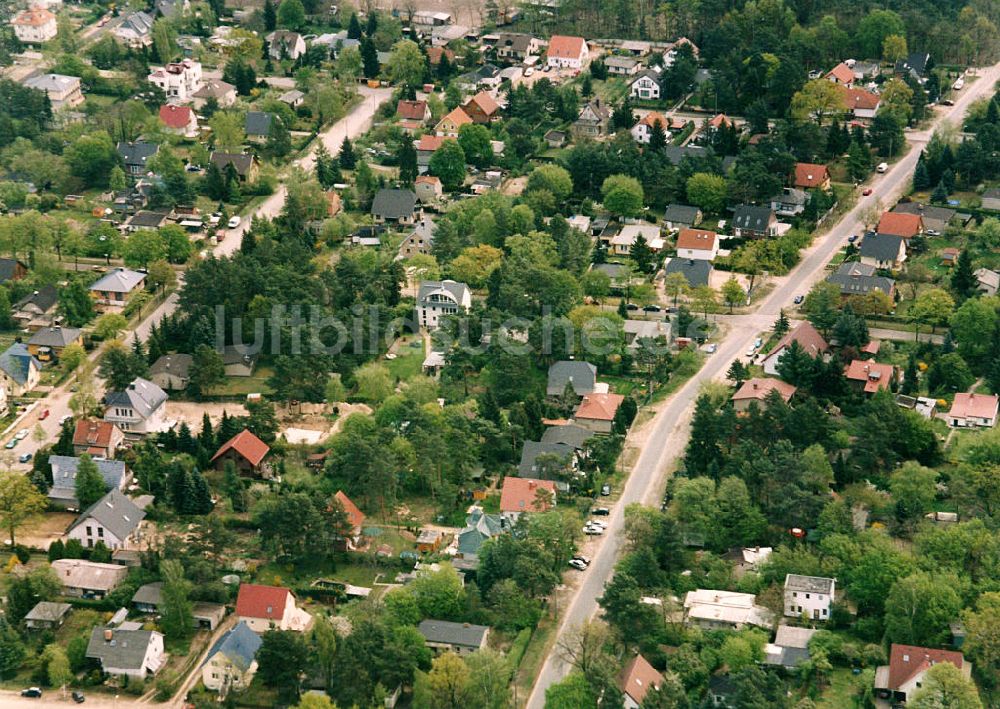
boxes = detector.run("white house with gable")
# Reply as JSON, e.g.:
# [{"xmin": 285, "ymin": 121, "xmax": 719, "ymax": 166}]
[{"xmin": 784, "ymin": 574, "xmax": 835, "ymax": 621}]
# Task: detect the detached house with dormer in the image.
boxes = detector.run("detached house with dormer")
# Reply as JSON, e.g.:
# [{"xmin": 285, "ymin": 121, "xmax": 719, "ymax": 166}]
[
  {"xmin": 235, "ymin": 583, "xmax": 313, "ymax": 633},
  {"xmin": 416, "ymin": 280, "xmax": 471, "ymax": 329},
  {"xmin": 66, "ymin": 489, "xmax": 146, "ymax": 550},
  {"xmin": 103, "ymin": 377, "xmax": 168, "ymax": 435}
]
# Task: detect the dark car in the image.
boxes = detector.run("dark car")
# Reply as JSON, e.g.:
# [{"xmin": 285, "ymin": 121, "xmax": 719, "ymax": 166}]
[
  {"xmin": 592, "ymin": 507, "xmax": 610, "ymax": 516},
  {"xmin": 72, "ymin": 691, "xmax": 86, "ymax": 703},
  {"xmin": 643, "ymin": 304, "xmax": 662, "ymax": 312},
  {"xmin": 793, "ymin": 295, "xmax": 804, "ymax": 305},
  {"xmin": 625, "ymin": 303, "xmax": 640, "ymax": 311},
  {"xmin": 848, "ymin": 234, "xmax": 858, "ymax": 243},
  {"xmin": 21, "ymin": 687, "xmax": 42, "ymax": 698}
]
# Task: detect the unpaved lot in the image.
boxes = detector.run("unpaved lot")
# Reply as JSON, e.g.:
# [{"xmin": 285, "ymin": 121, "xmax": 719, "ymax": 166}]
[
  {"xmin": 165, "ymin": 401, "xmax": 248, "ymax": 428},
  {"xmin": 18, "ymin": 512, "xmax": 76, "ymax": 548}
]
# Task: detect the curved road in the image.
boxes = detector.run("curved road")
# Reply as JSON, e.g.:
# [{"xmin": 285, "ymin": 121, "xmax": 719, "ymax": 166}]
[{"xmin": 525, "ymin": 63, "xmax": 1000, "ymax": 708}]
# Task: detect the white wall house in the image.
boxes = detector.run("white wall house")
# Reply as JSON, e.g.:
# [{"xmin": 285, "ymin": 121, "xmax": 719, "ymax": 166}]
[
  {"xmin": 103, "ymin": 377, "xmax": 168, "ymax": 435},
  {"xmin": 629, "ymin": 69, "xmax": 663, "ymax": 100},
  {"xmin": 65, "ymin": 489, "xmax": 146, "ymax": 551},
  {"xmin": 147, "ymin": 59, "xmax": 203, "ymax": 101},
  {"xmin": 87, "ymin": 628, "xmax": 166, "ymax": 679},
  {"xmin": 784, "ymin": 574, "xmax": 835, "ymax": 621},
  {"xmin": 202, "ymin": 621, "xmax": 261, "ymax": 692},
  {"xmin": 546, "ymin": 35, "xmax": 589, "ymax": 69},
  {"xmin": 12, "ymin": 8, "xmax": 57, "ymax": 43},
  {"xmin": 416, "ymin": 280, "xmax": 471, "ymax": 329},
  {"xmin": 947, "ymin": 392, "xmax": 999, "ymax": 428},
  {"xmin": 235, "ymin": 584, "xmax": 313, "ymax": 633}
]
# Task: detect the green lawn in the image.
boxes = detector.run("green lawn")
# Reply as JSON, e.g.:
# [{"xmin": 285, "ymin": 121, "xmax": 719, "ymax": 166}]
[
  {"xmin": 205, "ymin": 366, "xmax": 275, "ymax": 396},
  {"xmin": 815, "ymin": 667, "xmax": 867, "ymax": 708},
  {"xmin": 384, "ymin": 337, "xmax": 425, "ymax": 381}
]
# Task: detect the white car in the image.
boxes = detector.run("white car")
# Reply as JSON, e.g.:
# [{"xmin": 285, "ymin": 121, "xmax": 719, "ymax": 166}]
[
  {"xmin": 227, "ymin": 216, "xmax": 242, "ymax": 229},
  {"xmin": 753, "ymin": 337, "xmax": 763, "ymax": 349},
  {"xmin": 583, "ymin": 524, "xmax": 604, "ymax": 535},
  {"xmin": 588, "ymin": 520, "xmax": 607, "ymax": 530},
  {"xmin": 524, "ymin": 68, "xmax": 534, "ymax": 77},
  {"xmin": 58, "ymin": 415, "xmax": 73, "ymax": 426},
  {"xmin": 569, "ymin": 558, "xmax": 588, "ymax": 570},
  {"xmin": 14, "ymin": 429, "xmax": 29, "ymax": 440}
]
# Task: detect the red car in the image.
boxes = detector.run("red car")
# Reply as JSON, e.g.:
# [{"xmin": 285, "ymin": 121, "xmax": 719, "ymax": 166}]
[
  {"xmin": 39, "ymin": 409, "xmax": 49, "ymax": 420},
  {"xmin": 862, "ymin": 187, "xmax": 873, "ymax": 196}
]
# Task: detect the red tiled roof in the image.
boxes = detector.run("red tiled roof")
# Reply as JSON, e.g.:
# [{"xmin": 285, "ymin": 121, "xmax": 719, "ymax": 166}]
[
  {"xmin": 841, "ymin": 86, "xmax": 880, "ymax": 111},
  {"xmin": 575, "ymin": 392, "xmax": 625, "ymax": 422},
  {"xmin": 708, "ymin": 113, "xmax": 732, "ymax": 129},
  {"xmin": 236, "ymin": 583, "xmax": 290, "ymax": 620},
  {"xmin": 426, "ymin": 46, "xmax": 455, "ymax": 65},
  {"xmin": 499, "ymin": 477, "xmax": 556, "ymax": 513},
  {"xmin": 159, "ymin": 104, "xmax": 194, "ymax": 130},
  {"xmin": 466, "ymin": 91, "xmax": 500, "ymax": 117},
  {"xmin": 397, "ymin": 99, "xmax": 428, "ymax": 121},
  {"xmin": 826, "ymin": 63, "xmax": 854, "ymax": 84},
  {"xmin": 768, "ymin": 321, "xmax": 829, "ymax": 360},
  {"xmin": 949, "ymin": 392, "xmax": 1000, "ymax": 420},
  {"xmin": 676, "ymin": 228, "xmax": 717, "ymax": 251},
  {"xmin": 415, "ymin": 175, "xmax": 441, "ymax": 185},
  {"xmin": 211, "ymin": 428, "xmax": 270, "ymax": 466},
  {"xmin": 439, "ymin": 107, "xmax": 472, "ymax": 128},
  {"xmin": 14, "ymin": 8, "xmax": 55, "ymax": 26},
  {"xmin": 334, "ymin": 490, "xmax": 365, "ymax": 531},
  {"xmin": 844, "ymin": 360, "xmax": 896, "ymax": 393},
  {"xmin": 886, "ymin": 644, "xmax": 964, "ymax": 692},
  {"xmin": 417, "ymin": 135, "xmax": 450, "ymax": 152},
  {"xmin": 637, "ymin": 111, "xmax": 668, "ymax": 129},
  {"xmin": 619, "ymin": 654, "xmax": 664, "ymax": 706},
  {"xmin": 73, "ymin": 419, "xmax": 118, "ymax": 448},
  {"xmin": 732, "ymin": 378, "xmax": 797, "ymax": 402},
  {"xmin": 547, "ymin": 35, "xmax": 587, "ymax": 60},
  {"xmin": 794, "ymin": 163, "xmax": 830, "ymax": 189},
  {"xmin": 878, "ymin": 212, "xmax": 923, "ymax": 238}
]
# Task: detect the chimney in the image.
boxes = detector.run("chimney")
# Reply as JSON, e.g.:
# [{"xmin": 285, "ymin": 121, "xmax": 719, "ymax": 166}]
[
  {"xmin": 104, "ymin": 629, "xmax": 113, "ymax": 641},
  {"xmin": 528, "ymin": 481, "xmax": 536, "ymax": 490}
]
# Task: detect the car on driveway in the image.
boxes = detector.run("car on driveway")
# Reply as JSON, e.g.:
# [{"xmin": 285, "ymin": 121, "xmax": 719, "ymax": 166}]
[
  {"xmin": 569, "ymin": 558, "xmax": 588, "ymax": 570},
  {"xmin": 19, "ymin": 453, "xmax": 32, "ymax": 464},
  {"xmin": 227, "ymin": 216, "xmax": 241, "ymax": 229},
  {"xmin": 592, "ymin": 507, "xmax": 610, "ymax": 516},
  {"xmin": 583, "ymin": 523, "xmax": 604, "ymax": 535},
  {"xmin": 848, "ymin": 234, "xmax": 858, "ymax": 243},
  {"xmin": 39, "ymin": 409, "xmax": 49, "ymax": 420},
  {"xmin": 14, "ymin": 429, "xmax": 28, "ymax": 440},
  {"xmin": 21, "ymin": 687, "xmax": 42, "ymax": 698},
  {"xmin": 794, "ymin": 295, "xmax": 804, "ymax": 305},
  {"xmin": 5, "ymin": 439, "xmax": 17, "ymax": 449},
  {"xmin": 72, "ymin": 691, "xmax": 85, "ymax": 703},
  {"xmin": 600, "ymin": 483, "xmax": 611, "ymax": 496}
]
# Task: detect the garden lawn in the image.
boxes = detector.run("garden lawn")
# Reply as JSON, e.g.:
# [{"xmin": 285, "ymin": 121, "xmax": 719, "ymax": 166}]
[{"xmin": 385, "ymin": 337, "xmax": 425, "ymax": 381}]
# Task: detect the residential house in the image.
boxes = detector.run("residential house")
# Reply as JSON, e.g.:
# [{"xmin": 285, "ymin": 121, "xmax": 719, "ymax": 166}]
[
  {"xmin": 244, "ymin": 111, "xmax": 273, "ymax": 142},
  {"xmin": 825, "ymin": 62, "xmax": 854, "ymax": 86},
  {"xmin": 948, "ymin": 392, "xmax": 1000, "ymax": 428},
  {"xmin": 221, "ymin": 345, "xmax": 257, "ymax": 376},
  {"xmin": 574, "ymin": 392, "xmax": 625, "ymax": 434},
  {"xmin": 415, "ymin": 529, "xmax": 444, "ymax": 553},
  {"xmin": 794, "ymin": 162, "xmax": 831, "ymax": 190},
  {"xmin": 663, "ymin": 258, "xmax": 713, "ymax": 287},
  {"xmin": 546, "ymin": 35, "xmax": 589, "ymax": 69},
  {"xmin": 841, "ymin": 86, "xmax": 880, "ymax": 120},
  {"xmin": 158, "ymin": 104, "xmax": 198, "ymax": 137},
  {"xmin": 211, "ymin": 428, "xmax": 271, "ymax": 477},
  {"xmin": 154, "ymin": 0, "xmax": 190, "ymax": 17},
  {"xmin": 630, "ymin": 111, "xmax": 669, "ymax": 144},
  {"xmin": 456, "ymin": 509, "xmax": 506, "ymax": 562},
  {"xmin": 611, "ymin": 224, "xmax": 663, "ymax": 256},
  {"xmin": 235, "ymin": 583, "xmax": 313, "ymax": 633},
  {"xmin": 418, "ymin": 620, "xmax": 489, "ymax": 656},
  {"xmin": 859, "ymin": 232, "xmax": 906, "ymax": 270},
  {"xmin": 494, "ymin": 32, "xmax": 543, "ymax": 62},
  {"xmin": 732, "ymin": 205, "xmax": 778, "ymax": 238},
  {"xmin": 572, "ymin": 98, "xmax": 611, "ymax": 140},
  {"xmin": 23, "ymin": 73, "xmax": 83, "ymax": 109},
  {"xmin": 192, "ymin": 80, "xmax": 236, "ymax": 109},
  {"xmin": 731, "ymin": 378, "xmax": 797, "ymax": 412},
  {"xmin": 125, "ymin": 211, "xmax": 169, "ymax": 232},
  {"xmin": 24, "ymin": 601, "xmax": 71, "ymax": 630},
  {"xmin": 103, "ymin": 377, "xmax": 168, "ymax": 435},
  {"xmin": 982, "ymin": 188, "xmax": 1000, "ymax": 211},
  {"xmin": 202, "ymin": 622, "xmax": 262, "ymax": 692},
  {"xmin": 547, "ymin": 360, "xmax": 598, "ymax": 397},
  {"xmin": 676, "ymin": 228, "xmax": 718, "ymax": 261},
  {"xmin": 132, "ymin": 582, "xmax": 163, "ymax": 613},
  {"xmin": 878, "ymin": 212, "xmax": 923, "ymax": 239},
  {"xmin": 411, "ymin": 10, "xmax": 452, "ymax": 26},
  {"xmin": 397, "ymin": 99, "xmax": 431, "ymax": 132},
  {"xmin": 771, "ymin": 188, "xmax": 810, "ymax": 218},
  {"xmin": 976, "ymin": 267, "xmax": 1000, "ymax": 296},
  {"xmin": 455, "ymin": 63, "xmax": 502, "ymax": 91},
  {"xmin": 663, "ymin": 204, "xmax": 703, "ymax": 231},
  {"xmin": 87, "ymin": 627, "xmax": 166, "ymax": 679},
  {"xmin": 332, "ymin": 490, "xmax": 365, "ymax": 550},
  {"xmin": 28, "ymin": 325, "xmax": 83, "ymax": 362},
  {"xmin": 51, "ymin": 558, "xmax": 128, "ymax": 598},
  {"xmin": 113, "ymin": 11, "xmax": 154, "ymax": 48},
  {"xmin": 541, "ymin": 423, "xmax": 595, "ymax": 452},
  {"xmin": 416, "ymin": 134, "xmax": 448, "ymax": 173},
  {"xmin": 895, "ymin": 52, "xmax": 931, "ymax": 82},
  {"xmin": 683, "ymin": 589, "xmax": 774, "ymax": 631},
  {"xmin": 845, "ymin": 359, "xmax": 896, "ymax": 394},
  {"xmin": 472, "ymin": 170, "xmax": 504, "ymax": 195},
  {"xmin": 0, "ymin": 343, "xmax": 41, "ymax": 396},
  {"xmin": 463, "ymin": 91, "xmax": 501, "ymax": 124},
  {"xmin": 784, "ymin": 574, "xmax": 835, "ymax": 621},
  {"xmin": 12, "ymin": 8, "xmax": 57, "ymax": 43},
  {"xmin": 266, "ymin": 30, "xmax": 306, "ymax": 60},
  {"xmin": 66, "ymin": 489, "xmax": 145, "ymax": 550},
  {"xmin": 398, "ymin": 217, "xmax": 436, "ymax": 258},
  {"xmin": 629, "ymin": 68, "xmax": 663, "ymax": 100},
  {"xmin": 605, "ymin": 55, "xmax": 642, "ymax": 76},
  {"xmin": 826, "ymin": 261, "xmax": 896, "ymax": 300},
  {"xmin": 544, "ymin": 129, "xmax": 566, "ymax": 148},
  {"xmin": 413, "ymin": 175, "xmax": 443, "ymax": 204},
  {"xmin": 762, "ymin": 322, "xmax": 828, "ymax": 376},
  {"xmin": 875, "ymin": 644, "xmax": 968, "ymax": 705},
  {"xmin": 415, "ymin": 280, "xmax": 471, "ymax": 329},
  {"xmin": 517, "ymin": 441, "xmax": 578, "ymax": 488},
  {"xmin": 147, "ymin": 59, "xmax": 203, "ymax": 102},
  {"xmin": 90, "ymin": 268, "xmax": 146, "ymax": 312},
  {"xmin": 435, "ymin": 106, "xmax": 473, "ymax": 137},
  {"xmin": 148, "ymin": 353, "xmax": 193, "ymax": 391},
  {"xmin": 209, "ymin": 152, "xmax": 260, "ymax": 183},
  {"xmin": 372, "ymin": 188, "xmax": 420, "ymax": 225},
  {"xmin": 73, "ymin": 419, "xmax": 125, "ymax": 458},
  {"xmin": 892, "ymin": 202, "xmax": 954, "ymax": 233},
  {"xmin": 117, "ymin": 141, "xmax": 159, "ymax": 177},
  {"xmin": 278, "ymin": 89, "xmax": 304, "ymax": 108},
  {"xmin": 853, "ymin": 61, "xmax": 880, "ymax": 80},
  {"xmin": 499, "ymin": 477, "xmax": 556, "ymax": 521},
  {"xmin": 619, "ymin": 654, "xmax": 664, "ymax": 709},
  {"xmin": 764, "ymin": 626, "xmax": 819, "ymax": 669},
  {"xmin": 425, "ymin": 46, "xmax": 455, "ymax": 66},
  {"xmin": 12, "ymin": 285, "xmax": 58, "ymax": 330},
  {"xmin": 623, "ymin": 319, "xmax": 671, "ymax": 352},
  {"xmin": 48, "ymin": 455, "xmax": 130, "ymax": 510}
]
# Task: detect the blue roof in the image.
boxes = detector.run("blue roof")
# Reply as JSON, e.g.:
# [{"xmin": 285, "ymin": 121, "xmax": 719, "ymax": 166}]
[
  {"xmin": 204, "ymin": 621, "xmax": 261, "ymax": 672},
  {"xmin": 0, "ymin": 342, "xmax": 40, "ymax": 385}
]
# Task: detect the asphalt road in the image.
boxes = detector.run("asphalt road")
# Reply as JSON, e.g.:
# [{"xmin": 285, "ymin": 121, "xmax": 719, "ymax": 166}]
[{"xmin": 524, "ymin": 62, "xmax": 1000, "ymax": 708}]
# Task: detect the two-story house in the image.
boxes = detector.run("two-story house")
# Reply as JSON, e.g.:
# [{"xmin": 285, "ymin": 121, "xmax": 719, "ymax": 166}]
[
  {"xmin": 211, "ymin": 428, "xmax": 271, "ymax": 477},
  {"xmin": 435, "ymin": 106, "xmax": 473, "ymax": 137},
  {"xmin": 116, "ymin": 141, "xmax": 160, "ymax": 177},
  {"xmin": 463, "ymin": 91, "xmax": 501, "ymax": 124},
  {"xmin": 235, "ymin": 583, "xmax": 313, "ymax": 633},
  {"xmin": 266, "ymin": 30, "xmax": 306, "ymax": 60},
  {"xmin": 784, "ymin": 574, "xmax": 835, "ymax": 621},
  {"xmin": 209, "ymin": 152, "xmax": 260, "ymax": 183},
  {"xmin": 629, "ymin": 68, "xmax": 664, "ymax": 100},
  {"xmin": 22, "ymin": 73, "xmax": 84, "ymax": 110},
  {"xmin": 27, "ymin": 325, "xmax": 82, "ymax": 363},
  {"xmin": 73, "ymin": 419, "xmax": 125, "ymax": 458},
  {"xmin": 66, "ymin": 489, "xmax": 145, "ymax": 550},
  {"xmin": 12, "ymin": 7, "xmax": 57, "ymax": 43},
  {"xmin": 48, "ymin": 455, "xmax": 130, "ymax": 510},
  {"xmin": 859, "ymin": 232, "xmax": 906, "ymax": 270},
  {"xmin": 147, "ymin": 59, "xmax": 203, "ymax": 102},
  {"xmin": 202, "ymin": 621, "xmax": 262, "ymax": 692},
  {"xmin": 416, "ymin": 280, "xmax": 471, "ymax": 329},
  {"xmin": 87, "ymin": 627, "xmax": 166, "ymax": 679},
  {"xmin": 875, "ymin": 645, "xmax": 968, "ymax": 705},
  {"xmin": 572, "ymin": 98, "xmax": 611, "ymax": 140},
  {"xmin": 89, "ymin": 268, "xmax": 146, "ymax": 313},
  {"xmin": 546, "ymin": 35, "xmax": 589, "ymax": 69},
  {"xmin": 675, "ymin": 228, "xmax": 719, "ymax": 261},
  {"xmin": 0, "ymin": 343, "xmax": 41, "ymax": 396},
  {"xmin": 103, "ymin": 377, "xmax": 168, "ymax": 435},
  {"xmin": 732, "ymin": 205, "xmax": 778, "ymax": 238}
]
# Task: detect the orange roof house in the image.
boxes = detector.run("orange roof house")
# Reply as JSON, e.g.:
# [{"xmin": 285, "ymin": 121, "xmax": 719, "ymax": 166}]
[
  {"xmin": 844, "ymin": 360, "xmax": 896, "ymax": 394},
  {"xmin": 499, "ymin": 477, "xmax": 556, "ymax": 518},
  {"xmin": 211, "ymin": 429, "xmax": 271, "ymax": 477},
  {"xmin": 675, "ymin": 228, "xmax": 718, "ymax": 259},
  {"xmin": 731, "ymin": 378, "xmax": 797, "ymax": 411},
  {"xmin": 619, "ymin": 654, "xmax": 664, "ymax": 707},
  {"xmin": 463, "ymin": 91, "xmax": 501, "ymax": 124},
  {"xmin": 158, "ymin": 104, "xmax": 197, "ymax": 134},
  {"xmin": 331, "ymin": 490, "xmax": 366, "ymax": 549},
  {"xmin": 877, "ymin": 212, "xmax": 923, "ymax": 239},
  {"xmin": 948, "ymin": 392, "xmax": 1000, "ymax": 428},
  {"xmin": 546, "ymin": 35, "xmax": 589, "ymax": 66},
  {"xmin": 435, "ymin": 107, "xmax": 473, "ymax": 137},
  {"xmin": 708, "ymin": 113, "xmax": 733, "ymax": 129},
  {"xmin": 397, "ymin": 99, "xmax": 429, "ymax": 121},
  {"xmin": 235, "ymin": 583, "xmax": 312, "ymax": 633},
  {"xmin": 72, "ymin": 419, "xmax": 124, "ymax": 458},
  {"xmin": 794, "ymin": 163, "xmax": 831, "ymax": 190},
  {"xmin": 762, "ymin": 321, "xmax": 829, "ymax": 376},
  {"xmin": 417, "ymin": 135, "xmax": 448, "ymax": 152},
  {"xmin": 841, "ymin": 86, "xmax": 880, "ymax": 115},
  {"xmin": 574, "ymin": 392, "xmax": 625, "ymax": 433},
  {"xmin": 875, "ymin": 644, "xmax": 966, "ymax": 704},
  {"xmin": 826, "ymin": 62, "xmax": 855, "ymax": 85}
]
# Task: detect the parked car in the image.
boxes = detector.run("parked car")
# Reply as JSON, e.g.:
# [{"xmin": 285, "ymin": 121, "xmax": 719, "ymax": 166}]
[
  {"xmin": 39, "ymin": 409, "xmax": 49, "ymax": 420},
  {"xmin": 862, "ymin": 187, "xmax": 873, "ymax": 195},
  {"xmin": 793, "ymin": 294, "xmax": 804, "ymax": 305},
  {"xmin": 588, "ymin": 519, "xmax": 607, "ymax": 530},
  {"xmin": 5, "ymin": 439, "xmax": 16, "ymax": 449},
  {"xmin": 227, "ymin": 216, "xmax": 241, "ymax": 229},
  {"xmin": 848, "ymin": 234, "xmax": 858, "ymax": 243},
  {"xmin": 592, "ymin": 507, "xmax": 610, "ymax": 516},
  {"xmin": 943, "ymin": 99, "xmax": 955, "ymax": 106},
  {"xmin": 643, "ymin": 304, "xmax": 662, "ymax": 313},
  {"xmin": 15, "ymin": 429, "xmax": 29, "ymax": 440},
  {"xmin": 19, "ymin": 453, "xmax": 32, "ymax": 464},
  {"xmin": 625, "ymin": 303, "xmax": 640, "ymax": 311},
  {"xmin": 600, "ymin": 483, "xmax": 611, "ymax": 496},
  {"xmin": 21, "ymin": 687, "xmax": 42, "ymax": 698},
  {"xmin": 583, "ymin": 523, "xmax": 604, "ymax": 535},
  {"xmin": 72, "ymin": 692, "xmax": 85, "ymax": 703},
  {"xmin": 524, "ymin": 68, "xmax": 534, "ymax": 77},
  {"xmin": 926, "ymin": 229, "xmax": 941, "ymax": 236},
  {"xmin": 753, "ymin": 337, "xmax": 763, "ymax": 349},
  {"xmin": 703, "ymin": 343, "xmax": 718, "ymax": 354},
  {"xmin": 59, "ymin": 414, "xmax": 73, "ymax": 425},
  {"xmin": 876, "ymin": 162, "xmax": 888, "ymax": 173},
  {"xmin": 569, "ymin": 558, "xmax": 588, "ymax": 570},
  {"xmin": 208, "ymin": 213, "xmax": 222, "ymax": 226}
]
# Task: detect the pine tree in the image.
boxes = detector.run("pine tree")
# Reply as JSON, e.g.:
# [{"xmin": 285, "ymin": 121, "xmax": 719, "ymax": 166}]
[
  {"xmin": 648, "ymin": 119, "xmax": 667, "ymax": 151},
  {"xmin": 176, "ymin": 422, "xmax": 197, "ymax": 456},
  {"xmin": 846, "ymin": 141, "xmax": 870, "ymax": 182},
  {"xmin": 630, "ymin": 234, "xmax": 654, "ymax": 274},
  {"xmin": 263, "ymin": 0, "xmax": 276, "ymax": 30},
  {"xmin": 224, "ymin": 459, "xmax": 245, "ymax": 512},
  {"xmin": 360, "ymin": 36, "xmax": 379, "ymax": 78},
  {"xmin": 200, "ymin": 413, "xmax": 215, "ymax": 452},
  {"xmin": 90, "ymin": 541, "xmax": 111, "ymax": 563},
  {"xmin": 685, "ymin": 395, "xmax": 720, "ymax": 475},
  {"xmin": 931, "ymin": 180, "xmax": 949, "ymax": 203},
  {"xmin": 204, "ymin": 162, "xmax": 226, "ymax": 201},
  {"xmin": 941, "ymin": 167, "xmax": 955, "ymax": 193},
  {"xmin": 339, "ymin": 137, "xmax": 356, "ymax": 169},
  {"xmin": 47, "ymin": 539, "xmax": 64, "ymax": 562},
  {"xmin": 241, "ymin": 228, "xmax": 256, "ymax": 253},
  {"xmin": 189, "ymin": 470, "xmax": 214, "ymax": 514},
  {"xmin": 951, "ymin": 249, "xmax": 977, "ymax": 300},
  {"xmin": 617, "ymin": 299, "xmax": 628, "ymax": 317},
  {"xmin": 901, "ymin": 354, "xmax": 919, "ymax": 395},
  {"xmin": 912, "ymin": 156, "xmax": 930, "ymax": 191},
  {"xmin": 774, "ymin": 309, "xmax": 790, "ymax": 336},
  {"xmin": 347, "ymin": 12, "xmax": 362, "ymax": 39},
  {"xmin": 988, "ymin": 97, "xmax": 1000, "ymax": 124},
  {"xmin": 437, "ymin": 51, "xmax": 451, "ymax": 80},
  {"xmin": 726, "ymin": 360, "xmax": 749, "ymax": 386},
  {"xmin": 365, "ymin": 10, "xmax": 377, "ymax": 35},
  {"xmin": 398, "ymin": 138, "xmax": 418, "ymax": 184}
]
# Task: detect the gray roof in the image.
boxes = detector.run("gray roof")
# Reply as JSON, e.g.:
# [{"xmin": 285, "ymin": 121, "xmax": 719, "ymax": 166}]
[
  {"xmin": 547, "ymin": 360, "xmax": 597, "ymax": 396},
  {"xmin": 518, "ymin": 440, "xmax": 576, "ymax": 477},
  {"xmin": 119, "ymin": 11, "xmax": 154, "ymax": 36},
  {"xmin": 193, "ymin": 80, "xmax": 235, "ymax": 99},
  {"xmin": 0, "ymin": 343, "xmax": 40, "ymax": 386},
  {"xmin": 663, "ymin": 204, "xmax": 701, "ymax": 224},
  {"xmin": 15, "ymin": 285, "xmax": 58, "ymax": 314},
  {"xmin": 630, "ymin": 68, "xmax": 663, "ymax": 88},
  {"xmin": 0, "ymin": 258, "xmax": 25, "ymax": 282},
  {"xmin": 279, "ymin": 89, "xmax": 304, "ymax": 104},
  {"xmin": 116, "ymin": 141, "xmax": 159, "ymax": 169},
  {"xmin": 785, "ymin": 574, "xmax": 834, "ymax": 594},
  {"xmin": 204, "ymin": 621, "xmax": 261, "ymax": 672},
  {"xmin": 859, "ymin": 232, "xmax": 903, "ymax": 262},
  {"xmin": 662, "ymin": 145, "xmax": 707, "ymax": 165},
  {"xmin": 457, "ymin": 510, "xmax": 505, "ymax": 557},
  {"xmin": 103, "ymin": 377, "xmax": 168, "ymax": 420},
  {"xmin": 149, "ymin": 353, "xmax": 193, "ymax": 379},
  {"xmin": 23, "ymin": 73, "xmax": 80, "ymax": 94},
  {"xmin": 51, "ymin": 559, "xmax": 126, "ymax": 592},
  {"xmin": 417, "ymin": 280, "xmax": 470, "ymax": 309},
  {"xmin": 592, "ymin": 263, "xmax": 625, "ymax": 280},
  {"xmin": 372, "ymin": 189, "xmax": 418, "ymax": 220},
  {"xmin": 210, "ymin": 151, "xmax": 256, "ymax": 177},
  {"xmin": 775, "ymin": 188, "xmax": 809, "ymax": 206},
  {"xmin": 733, "ymin": 205, "xmax": 775, "ymax": 231},
  {"xmin": 892, "ymin": 202, "xmax": 956, "ymax": 224},
  {"xmin": 663, "ymin": 258, "xmax": 712, "ymax": 287},
  {"xmin": 221, "ymin": 345, "xmax": 258, "ymax": 367},
  {"xmin": 49, "ymin": 455, "xmax": 128, "ymax": 504},
  {"xmin": 826, "ymin": 261, "xmax": 895, "ymax": 296},
  {"xmin": 895, "ymin": 52, "xmax": 930, "ymax": 77},
  {"xmin": 90, "ymin": 268, "xmax": 145, "ymax": 294},
  {"xmin": 67, "ymin": 489, "xmax": 145, "ymax": 541},
  {"xmin": 605, "ymin": 55, "xmax": 640, "ymax": 69},
  {"xmin": 29, "ymin": 325, "xmax": 81, "ymax": 348},
  {"xmin": 245, "ymin": 111, "xmax": 273, "ymax": 137},
  {"xmin": 87, "ymin": 627, "xmax": 159, "ymax": 671},
  {"xmin": 418, "ymin": 619, "xmax": 489, "ymax": 648},
  {"xmin": 540, "ymin": 424, "xmax": 594, "ymax": 449},
  {"xmin": 132, "ymin": 582, "xmax": 163, "ymax": 608},
  {"xmin": 25, "ymin": 601, "xmax": 71, "ymax": 623},
  {"xmin": 128, "ymin": 211, "xmax": 169, "ymax": 228}
]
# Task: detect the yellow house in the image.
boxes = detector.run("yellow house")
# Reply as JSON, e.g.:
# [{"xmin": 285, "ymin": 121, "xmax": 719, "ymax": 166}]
[
  {"xmin": 201, "ymin": 622, "xmax": 261, "ymax": 692},
  {"xmin": 27, "ymin": 326, "xmax": 83, "ymax": 362},
  {"xmin": 435, "ymin": 107, "xmax": 473, "ymax": 138}
]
